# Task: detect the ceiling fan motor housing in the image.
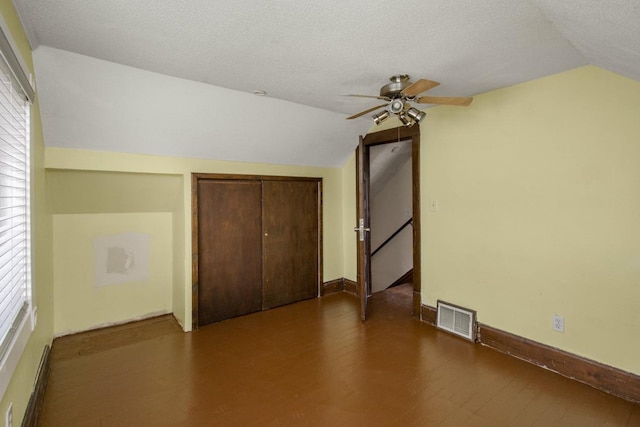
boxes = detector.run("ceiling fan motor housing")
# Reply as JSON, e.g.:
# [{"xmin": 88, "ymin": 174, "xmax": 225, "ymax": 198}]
[{"xmin": 379, "ymin": 74, "xmax": 412, "ymax": 98}]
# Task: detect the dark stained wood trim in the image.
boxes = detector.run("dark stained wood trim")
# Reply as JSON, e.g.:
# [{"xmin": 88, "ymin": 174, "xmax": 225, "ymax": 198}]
[
  {"xmin": 192, "ymin": 173, "xmax": 322, "ymax": 182},
  {"xmin": 356, "ymin": 136, "xmax": 371, "ymax": 320},
  {"xmin": 420, "ymin": 304, "xmax": 437, "ymax": 326},
  {"xmin": 412, "ymin": 292, "xmax": 421, "ymax": 319},
  {"xmin": 321, "ymin": 278, "xmax": 344, "ymax": 296},
  {"xmin": 410, "ymin": 130, "xmax": 421, "ymax": 316},
  {"xmin": 477, "ymin": 323, "xmax": 640, "ymax": 404},
  {"xmin": 344, "ymin": 279, "xmax": 358, "ymax": 296},
  {"xmin": 321, "ymin": 278, "xmax": 361, "ymax": 296},
  {"xmin": 192, "ymin": 173, "xmax": 323, "ymax": 329},
  {"xmin": 354, "ymin": 146, "xmax": 360, "ymax": 297},
  {"xmin": 191, "ymin": 173, "xmax": 200, "ymax": 330},
  {"xmin": 52, "ymin": 315, "xmax": 183, "ymax": 359},
  {"xmin": 364, "ymin": 125, "xmax": 420, "ymax": 144},
  {"xmin": 317, "ymin": 181, "xmax": 324, "ymax": 298},
  {"xmin": 361, "ymin": 125, "xmax": 421, "ymax": 316},
  {"xmin": 21, "ymin": 344, "xmax": 51, "ymax": 427}
]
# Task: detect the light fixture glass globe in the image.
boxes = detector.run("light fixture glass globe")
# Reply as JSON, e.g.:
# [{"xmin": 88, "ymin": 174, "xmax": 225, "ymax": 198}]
[{"xmin": 389, "ymin": 99, "xmax": 404, "ymax": 114}]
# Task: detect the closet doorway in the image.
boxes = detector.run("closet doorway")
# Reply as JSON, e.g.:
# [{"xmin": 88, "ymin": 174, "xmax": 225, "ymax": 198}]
[{"xmin": 192, "ymin": 174, "xmax": 322, "ymax": 329}]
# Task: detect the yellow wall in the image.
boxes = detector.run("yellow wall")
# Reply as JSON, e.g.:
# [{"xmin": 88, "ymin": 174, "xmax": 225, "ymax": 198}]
[
  {"xmin": 47, "ymin": 169, "xmax": 184, "ymax": 330},
  {"xmin": 45, "ymin": 149, "xmax": 347, "ymax": 330},
  {"xmin": 420, "ymin": 66, "xmax": 640, "ymax": 374},
  {"xmin": 341, "ymin": 153, "xmax": 357, "ymax": 281},
  {"xmin": 0, "ymin": 0, "xmax": 52, "ymax": 424},
  {"xmin": 53, "ymin": 213, "xmax": 173, "ymax": 334}
]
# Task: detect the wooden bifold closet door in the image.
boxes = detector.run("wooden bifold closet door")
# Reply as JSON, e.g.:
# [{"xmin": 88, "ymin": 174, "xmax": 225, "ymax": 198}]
[
  {"xmin": 262, "ymin": 180, "xmax": 319, "ymax": 309},
  {"xmin": 197, "ymin": 180, "xmax": 263, "ymax": 325},
  {"xmin": 194, "ymin": 175, "xmax": 321, "ymax": 328}
]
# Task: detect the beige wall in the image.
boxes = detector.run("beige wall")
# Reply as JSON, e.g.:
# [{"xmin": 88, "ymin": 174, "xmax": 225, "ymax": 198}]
[
  {"xmin": 0, "ymin": 1, "xmax": 53, "ymax": 424},
  {"xmin": 45, "ymin": 149, "xmax": 347, "ymax": 331},
  {"xmin": 419, "ymin": 66, "xmax": 640, "ymax": 374}
]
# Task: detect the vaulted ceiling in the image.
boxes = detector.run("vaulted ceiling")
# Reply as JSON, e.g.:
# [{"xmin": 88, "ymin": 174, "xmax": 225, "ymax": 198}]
[{"xmin": 12, "ymin": 0, "xmax": 640, "ymax": 167}]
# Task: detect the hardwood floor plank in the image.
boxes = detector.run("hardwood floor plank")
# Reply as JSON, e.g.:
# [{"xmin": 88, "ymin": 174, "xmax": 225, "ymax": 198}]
[{"xmin": 38, "ymin": 285, "xmax": 640, "ymax": 426}]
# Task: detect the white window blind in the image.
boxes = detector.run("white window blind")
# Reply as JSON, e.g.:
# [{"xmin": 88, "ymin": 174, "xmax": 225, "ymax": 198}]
[
  {"xmin": 0, "ymin": 24, "xmax": 32, "ymax": 372},
  {"xmin": 0, "ymin": 15, "xmax": 35, "ymax": 400}
]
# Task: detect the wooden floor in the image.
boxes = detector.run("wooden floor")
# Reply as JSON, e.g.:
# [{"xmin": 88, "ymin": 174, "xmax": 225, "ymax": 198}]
[{"xmin": 39, "ymin": 285, "xmax": 640, "ymax": 426}]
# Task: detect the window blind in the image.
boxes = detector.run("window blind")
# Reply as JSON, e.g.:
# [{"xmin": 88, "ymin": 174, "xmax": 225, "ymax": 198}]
[{"xmin": 0, "ymin": 42, "xmax": 30, "ymax": 363}]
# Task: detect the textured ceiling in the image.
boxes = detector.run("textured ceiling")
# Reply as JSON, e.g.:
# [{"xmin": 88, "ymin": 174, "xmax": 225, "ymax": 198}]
[{"xmin": 12, "ymin": 0, "xmax": 640, "ymax": 166}]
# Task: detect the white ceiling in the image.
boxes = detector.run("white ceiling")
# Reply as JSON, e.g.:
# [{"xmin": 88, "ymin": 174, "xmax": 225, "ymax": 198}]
[{"xmin": 12, "ymin": 0, "xmax": 640, "ymax": 167}]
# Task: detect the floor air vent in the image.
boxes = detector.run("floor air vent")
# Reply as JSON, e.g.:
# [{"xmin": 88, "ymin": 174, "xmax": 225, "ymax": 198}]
[{"xmin": 436, "ymin": 301, "xmax": 477, "ymax": 342}]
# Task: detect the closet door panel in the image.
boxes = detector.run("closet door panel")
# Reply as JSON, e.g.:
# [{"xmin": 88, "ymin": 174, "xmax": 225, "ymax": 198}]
[
  {"xmin": 197, "ymin": 180, "xmax": 263, "ymax": 325},
  {"xmin": 262, "ymin": 180, "xmax": 319, "ymax": 309}
]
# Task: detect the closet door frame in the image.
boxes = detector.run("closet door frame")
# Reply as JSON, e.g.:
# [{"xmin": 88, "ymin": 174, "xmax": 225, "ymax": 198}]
[{"xmin": 191, "ymin": 173, "xmax": 323, "ymax": 330}]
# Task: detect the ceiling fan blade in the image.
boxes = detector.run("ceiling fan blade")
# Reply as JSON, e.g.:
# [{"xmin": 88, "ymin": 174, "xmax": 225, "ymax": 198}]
[
  {"xmin": 346, "ymin": 103, "xmax": 389, "ymax": 120},
  {"xmin": 343, "ymin": 94, "xmax": 391, "ymax": 101},
  {"xmin": 401, "ymin": 79, "xmax": 440, "ymax": 97},
  {"xmin": 415, "ymin": 96, "xmax": 473, "ymax": 106}
]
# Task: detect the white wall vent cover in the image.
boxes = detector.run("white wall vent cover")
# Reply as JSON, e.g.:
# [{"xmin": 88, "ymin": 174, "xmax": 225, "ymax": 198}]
[{"xmin": 436, "ymin": 301, "xmax": 477, "ymax": 342}]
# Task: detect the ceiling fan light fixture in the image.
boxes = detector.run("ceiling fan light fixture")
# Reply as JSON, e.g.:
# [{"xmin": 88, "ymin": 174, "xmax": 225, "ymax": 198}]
[
  {"xmin": 398, "ymin": 113, "xmax": 412, "ymax": 127},
  {"xmin": 372, "ymin": 110, "xmax": 390, "ymax": 125},
  {"xmin": 346, "ymin": 74, "xmax": 472, "ymax": 124},
  {"xmin": 389, "ymin": 99, "xmax": 405, "ymax": 114},
  {"xmin": 406, "ymin": 107, "xmax": 426, "ymax": 123}
]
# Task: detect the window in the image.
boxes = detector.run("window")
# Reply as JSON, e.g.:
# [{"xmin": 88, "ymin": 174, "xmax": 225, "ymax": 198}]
[{"xmin": 0, "ymin": 18, "xmax": 35, "ymax": 399}]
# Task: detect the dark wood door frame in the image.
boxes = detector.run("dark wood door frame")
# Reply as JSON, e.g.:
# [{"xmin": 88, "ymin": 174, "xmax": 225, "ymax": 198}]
[
  {"xmin": 357, "ymin": 125, "xmax": 421, "ymax": 316},
  {"xmin": 356, "ymin": 135, "xmax": 371, "ymax": 321},
  {"xmin": 192, "ymin": 173, "xmax": 323, "ymax": 330}
]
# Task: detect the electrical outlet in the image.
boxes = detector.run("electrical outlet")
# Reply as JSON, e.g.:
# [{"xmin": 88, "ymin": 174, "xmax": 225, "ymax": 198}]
[
  {"xmin": 552, "ymin": 315, "xmax": 564, "ymax": 332},
  {"xmin": 5, "ymin": 402, "xmax": 12, "ymax": 427}
]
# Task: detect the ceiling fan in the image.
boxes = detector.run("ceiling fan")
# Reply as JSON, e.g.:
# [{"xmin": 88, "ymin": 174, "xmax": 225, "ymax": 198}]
[{"xmin": 345, "ymin": 74, "xmax": 473, "ymax": 127}]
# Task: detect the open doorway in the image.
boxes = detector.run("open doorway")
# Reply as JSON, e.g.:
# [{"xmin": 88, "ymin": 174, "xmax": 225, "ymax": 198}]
[
  {"xmin": 356, "ymin": 125, "xmax": 421, "ymax": 319},
  {"xmin": 369, "ymin": 139, "xmax": 414, "ymax": 299}
]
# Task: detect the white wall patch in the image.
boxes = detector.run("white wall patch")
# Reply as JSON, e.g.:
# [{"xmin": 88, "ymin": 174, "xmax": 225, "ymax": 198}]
[{"xmin": 93, "ymin": 232, "xmax": 150, "ymax": 287}]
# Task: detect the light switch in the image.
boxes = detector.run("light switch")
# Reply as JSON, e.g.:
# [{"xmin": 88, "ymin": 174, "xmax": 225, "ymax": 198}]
[{"xmin": 429, "ymin": 199, "xmax": 439, "ymax": 212}]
